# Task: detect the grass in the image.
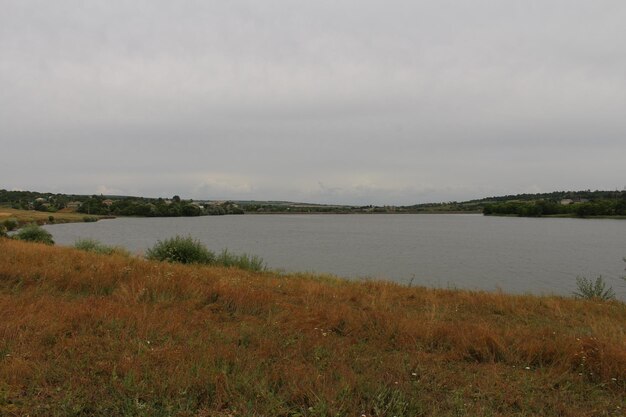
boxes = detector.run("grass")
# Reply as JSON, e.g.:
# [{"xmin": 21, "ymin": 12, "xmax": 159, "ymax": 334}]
[
  {"xmin": 1, "ymin": 238, "xmax": 625, "ymax": 416},
  {"xmin": 74, "ymin": 238, "xmax": 131, "ymax": 257},
  {"xmin": 216, "ymin": 249, "xmax": 266, "ymax": 272},
  {"xmin": 0, "ymin": 207, "xmax": 104, "ymax": 226},
  {"xmin": 146, "ymin": 235, "xmax": 266, "ymax": 272}
]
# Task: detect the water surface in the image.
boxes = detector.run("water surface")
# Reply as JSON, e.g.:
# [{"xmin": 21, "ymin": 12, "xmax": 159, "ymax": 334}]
[{"xmin": 45, "ymin": 214, "xmax": 626, "ymax": 298}]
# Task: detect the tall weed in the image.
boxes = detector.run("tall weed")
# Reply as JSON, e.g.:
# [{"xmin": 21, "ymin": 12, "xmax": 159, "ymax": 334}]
[{"xmin": 573, "ymin": 276, "xmax": 615, "ymax": 301}]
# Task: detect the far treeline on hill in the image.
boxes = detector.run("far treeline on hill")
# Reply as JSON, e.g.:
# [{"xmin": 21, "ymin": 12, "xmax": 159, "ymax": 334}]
[
  {"xmin": 480, "ymin": 190, "xmax": 626, "ymax": 218},
  {"xmin": 1, "ymin": 188, "xmax": 625, "ymax": 218}
]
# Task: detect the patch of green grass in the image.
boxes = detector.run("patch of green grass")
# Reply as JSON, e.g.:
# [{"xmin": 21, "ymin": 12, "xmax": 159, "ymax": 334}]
[
  {"xmin": 74, "ymin": 239, "xmax": 130, "ymax": 257},
  {"xmin": 215, "ymin": 249, "xmax": 266, "ymax": 272}
]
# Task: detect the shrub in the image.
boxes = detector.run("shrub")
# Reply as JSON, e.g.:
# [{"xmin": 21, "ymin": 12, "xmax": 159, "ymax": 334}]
[
  {"xmin": 0, "ymin": 225, "xmax": 7, "ymax": 238},
  {"xmin": 216, "ymin": 249, "xmax": 266, "ymax": 272},
  {"xmin": 15, "ymin": 224, "xmax": 54, "ymax": 245},
  {"xmin": 146, "ymin": 236, "xmax": 215, "ymax": 264},
  {"xmin": 48, "ymin": 215, "xmax": 55, "ymax": 223},
  {"xmin": 573, "ymin": 276, "xmax": 615, "ymax": 301},
  {"xmin": 145, "ymin": 236, "xmax": 266, "ymax": 271},
  {"xmin": 74, "ymin": 238, "xmax": 130, "ymax": 256},
  {"xmin": 3, "ymin": 218, "xmax": 18, "ymax": 231},
  {"xmin": 83, "ymin": 216, "xmax": 98, "ymax": 223}
]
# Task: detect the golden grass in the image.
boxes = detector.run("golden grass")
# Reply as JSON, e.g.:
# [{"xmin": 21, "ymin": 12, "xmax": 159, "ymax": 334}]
[
  {"xmin": 0, "ymin": 207, "xmax": 100, "ymax": 226},
  {"xmin": 1, "ymin": 238, "xmax": 625, "ymax": 416}
]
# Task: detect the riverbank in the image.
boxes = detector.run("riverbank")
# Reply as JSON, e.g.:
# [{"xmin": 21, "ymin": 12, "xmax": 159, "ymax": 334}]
[
  {"xmin": 1, "ymin": 238, "xmax": 625, "ymax": 416},
  {"xmin": 0, "ymin": 207, "xmax": 108, "ymax": 227}
]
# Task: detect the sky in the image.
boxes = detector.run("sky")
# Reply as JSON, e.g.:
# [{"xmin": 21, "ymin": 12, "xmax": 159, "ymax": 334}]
[{"xmin": 1, "ymin": 1, "xmax": 625, "ymax": 205}]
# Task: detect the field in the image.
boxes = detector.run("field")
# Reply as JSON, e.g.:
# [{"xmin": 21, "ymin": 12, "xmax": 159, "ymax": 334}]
[
  {"xmin": 1, "ymin": 238, "xmax": 625, "ymax": 416},
  {"xmin": 0, "ymin": 208, "xmax": 102, "ymax": 226}
]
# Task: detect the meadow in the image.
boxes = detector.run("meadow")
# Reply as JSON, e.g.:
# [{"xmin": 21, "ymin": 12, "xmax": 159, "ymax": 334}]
[
  {"xmin": 0, "ymin": 208, "xmax": 102, "ymax": 227},
  {"xmin": 1, "ymin": 238, "xmax": 625, "ymax": 416}
]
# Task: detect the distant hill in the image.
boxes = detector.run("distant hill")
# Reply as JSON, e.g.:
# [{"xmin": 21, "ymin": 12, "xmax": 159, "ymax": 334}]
[{"xmin": 2, "ymin": 188, "xmax": 625, "ymax": 216}]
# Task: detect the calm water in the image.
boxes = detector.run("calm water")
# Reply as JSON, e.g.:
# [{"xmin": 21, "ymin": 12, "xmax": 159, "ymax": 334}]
[{"xmin": 44, "ymin": 214, "xmax": 626, "ymax": 298}]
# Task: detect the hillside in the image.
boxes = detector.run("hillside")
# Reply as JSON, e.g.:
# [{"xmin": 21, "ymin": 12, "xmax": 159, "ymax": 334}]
[
  {"xmin": 1, "ymin": 238, "xmax": 625, "ymax": 416},
  {"xmin": 2, "ymin": 188, "xmax": 625, "ymax": 216}
]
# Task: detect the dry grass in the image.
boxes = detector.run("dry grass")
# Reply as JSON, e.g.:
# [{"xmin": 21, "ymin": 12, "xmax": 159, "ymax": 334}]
[
  {"xmin": 1, "ymin": 238, "xmax": 625, "ymax": 416},
  {"xmin": 0, "ymin": 207, "xmax": 100, "ymax": 226}
]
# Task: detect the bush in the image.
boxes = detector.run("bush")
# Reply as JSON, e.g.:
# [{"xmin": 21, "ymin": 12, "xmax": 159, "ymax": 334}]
[
  {"xmin": 216, "ymin": 249, "xmax": 266, "ymax": 272},
  {"xmin": 3, "ymin": 218, "xmax": 18, "ymax": 231},
  {"xmin": 83, "ymin": 216, "xmax": 99, "ymax": 222},
  {"xmin": 0, "ymin": 225, "xmax": 7, "ymax": 238},
  {"xmin": 145, "ymin": 235, "xmax": 267, "ymax": 271},
  {"xmin": 74, "ymin": 238, "xmax": 130, "ymax": 256},
  {"xmin": 15, "ymin": 224, "xmax": 54, "ymax": 245},
  {"xmin": 146, "ymin": 236, "xmax": 215, "ymax": 264},
  {"xmin": 573, "ymin": 276, "xmax": 615, "ymax": 301}
]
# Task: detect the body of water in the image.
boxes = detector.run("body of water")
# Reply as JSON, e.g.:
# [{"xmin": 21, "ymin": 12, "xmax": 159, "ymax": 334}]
[{"xmin": 44, "ymin": 214, "xmax": 626, "ymax": 298}]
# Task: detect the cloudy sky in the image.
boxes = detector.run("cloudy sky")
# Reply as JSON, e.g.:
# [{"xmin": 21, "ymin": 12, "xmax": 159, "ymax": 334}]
[{"xmin": 1, "ymin": 1, "xmax": 625, "ymax": 205}]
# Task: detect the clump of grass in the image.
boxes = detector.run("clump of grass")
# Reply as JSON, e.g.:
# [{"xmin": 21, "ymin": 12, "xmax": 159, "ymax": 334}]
[
  {"xmin": 74, "ymin": 238, "xmax": 130, "ymax": 256},
  {"xmin": 0, "ymin": 225, "xmax": 7, "ymax": 238},
  {"xmin": 14, "ymin": 224, "xmax": 54, "ymax": 245},
  {"xmin": 216, "ymin": 248, "xmax": 266, "ymax": 272},
  {"xmin": 573, "ymin": 275, "xmax": 615, "ymax": 301},
  {"xmin": 145, "ymin": 235, "xmax": 266, "ymax": 271},
  {"xmin": 82, "ymin": 216, "xmax": 99, "ymax": 223},
  {"xmin": 146, "ymin": 235, "xmax": 215, "ymax": 264},
  {"xmin": 3, "ymin": 218, "xmax": 19, "ymax": 231}
]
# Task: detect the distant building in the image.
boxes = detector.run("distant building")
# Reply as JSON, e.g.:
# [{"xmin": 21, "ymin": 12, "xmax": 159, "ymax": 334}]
[
  {"xmin": 102, "ymin": 199, "xmax": 114, "ymax": 206},
  {"xmin": 560, "ymin": 198, "xmax": 589, "ymax": 205},
  {"xmin": 66, "ymin": 201, "xmax": 82, "ymax": 209}
]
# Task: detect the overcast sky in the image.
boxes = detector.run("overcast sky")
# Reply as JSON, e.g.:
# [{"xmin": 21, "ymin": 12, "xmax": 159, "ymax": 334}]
[{"xmin": 1, "ymin": 1, "xmax": 625, "ymax": 205}]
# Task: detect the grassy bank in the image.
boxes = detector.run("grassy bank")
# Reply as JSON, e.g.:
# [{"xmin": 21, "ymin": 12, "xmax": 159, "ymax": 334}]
[
  {"xmin": 0, "ymin": 207, "xmax": 104, "ymax": 227},
  {"xmin": 1, "ymin": 239, "xmax": 625, "ymax": 416}
]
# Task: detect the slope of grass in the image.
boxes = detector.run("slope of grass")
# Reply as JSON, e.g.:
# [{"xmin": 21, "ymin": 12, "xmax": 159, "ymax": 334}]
[{"xmin": 1, "ymin": 238, "xmax": 625, "ymax": 416}]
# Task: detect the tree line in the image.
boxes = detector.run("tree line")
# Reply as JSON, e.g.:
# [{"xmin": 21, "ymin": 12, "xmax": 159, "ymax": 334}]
[
  {"xmin": 483, "ymin": 198, "xmax": 626, "ymax": 217},
  {"xmin": 78, "ymin": 196, "xmax": 244, "ymax": 217}
]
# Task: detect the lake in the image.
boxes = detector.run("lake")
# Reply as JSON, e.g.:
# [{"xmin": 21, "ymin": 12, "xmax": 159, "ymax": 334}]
[{"xmin": 44, "ymin": 214, "xmax": 626, "ymax": 299}]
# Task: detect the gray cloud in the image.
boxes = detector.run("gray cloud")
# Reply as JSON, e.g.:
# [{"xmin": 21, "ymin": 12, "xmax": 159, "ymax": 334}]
[{"xmin": 1, "ymin": 1, "xmax": 625, "ymax": 204}]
